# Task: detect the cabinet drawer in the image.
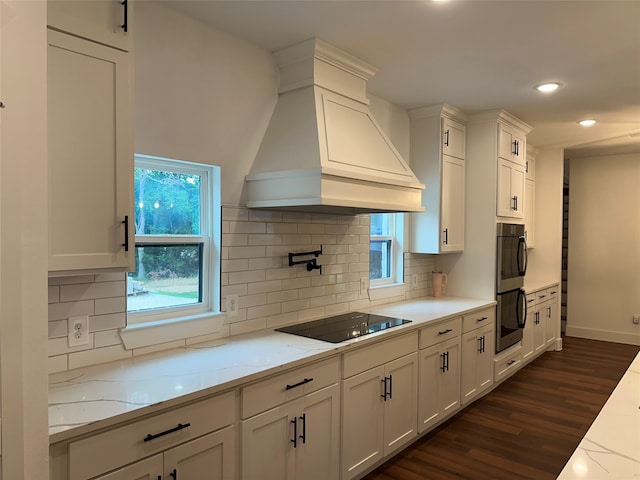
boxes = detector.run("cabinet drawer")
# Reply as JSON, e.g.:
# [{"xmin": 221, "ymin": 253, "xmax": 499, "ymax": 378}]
[
  {"xmin": 546, "ymin": 285, "xmax": 559, "ymax": 301},
  {"xmin": 536, "ymin": 289, "xmax": 549, "ymax": 303},
  {"xmin": 419, "ymin": 317, "xmax": 461, "ymax": 349},
  {"xmin": 69, "ymin": 391, "xmax": 235, "ymax": 480},
  {"xmin": 242, "ymin": 356, "xmax": 339, "ymax": 418},
  {"xmin": 494, "ymin": 345, "xmax": 522, "ymax": 383},
  {"xmin": 526, "ymin": 292, "xmax": 537, "ymax": 308},
  {"xmin": 462, "ymin": 308, "xmax": 495, "ymax": 333},
  {"xmin": 343, "ymin": 331, "xmax": 418, "ymax": 379}
]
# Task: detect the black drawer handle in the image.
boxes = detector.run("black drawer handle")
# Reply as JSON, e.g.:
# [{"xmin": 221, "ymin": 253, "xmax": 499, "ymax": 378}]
[
  {"xmin": 476, "ymin": 316, "xmax": 488, "ymax": 322},
  {"xmin": 550, "ymin": 291, "xmax": 557, "ymax": 295},
  {"xmin": 507, "ymin": 360, "xmax": 516, "ymax": 366},
  {"xmin": 438, "ymin": 328, "xmax": 453, "ymax": 335},
  {"xmin": 122, "ymin": 216, "xmax": 129, "ymax": 252},
  {"xmin": 286, "ymin": 377, "xmax": 314, "ymax": 390},
  {"xmin": 144, "ymin": 422, "xmax": 191, "ymax": 442},
  {"xmin": 539, "ymin": 295, "xmax": 547, "ymax": 299}
]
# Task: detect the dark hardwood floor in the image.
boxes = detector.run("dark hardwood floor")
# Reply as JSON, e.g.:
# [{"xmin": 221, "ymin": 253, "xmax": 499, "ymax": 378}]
[{"xmin": 363, "ymin": 336, "xmax": 640, "ymax": 480}]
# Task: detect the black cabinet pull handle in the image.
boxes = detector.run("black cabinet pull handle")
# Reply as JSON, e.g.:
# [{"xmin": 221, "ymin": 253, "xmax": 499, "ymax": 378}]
[
  {"xmin": 286, "ymin": 377, "xmax": 313, "ymax": 390},
  {"xmin": 444, "ymin": 129, "xmax": 450, "ymax": 147},
  {"xmin": 388, "ymin": 374, "xmax": 393, "ymax": 400},
  {"xmin": 478, "ymin": 336, "xmax": 483, "ymax": 353},
  {"xmin": 476, "ymin": 316, "xmax": 488, "ymax": 322},
  {"xmin": 438, "ymin": 328, "xmax": 453, "ymax": 335},
  {"xmin": 144, "ymin": 422, "xmax": 191, "ymax": 442},
  {"xmin": 157, "ymin": 476, "xmax": 162, "ymax": 480},
  {"xmin": 381, "ymin": 377, "xmax": 388, "ymax": 401},
  {"xmin": 122, "ymin": 216, "xmax": 129, "ymax": 252},
  {"xmin": 482, "ymin": 335, "xmax": 486, "ymax": 353},
  {"xmin": 443, "ymin": 228, "xmax": 449, "ymax": 245},
  {"xmin": 547, "ymin": 306, "xmax": 552, "ymax": 318},
  {"xmin": 121, "ymin": 0, "xmax": 128, "ymax": 32},
  {"xmin": 550, "ymin": 290, "xmax": 557, "ymax": 295},
  {"xmin": 290, "ymin": 417, "xmax": 298, "ymax": 448},
  {"xmin": 169, "ymin": 469, "xmax": 177, "ymax": 480},
  {"xmin": 0, "ymin": 101, "xmax": 5, "ymax": 109},
  {"xmin": 299, "ymin": 413, "xmax": 307, "ymax": 444},
  {"xmin": 507, "ymin": 360, "xmax": 516, "ymax": 366}
]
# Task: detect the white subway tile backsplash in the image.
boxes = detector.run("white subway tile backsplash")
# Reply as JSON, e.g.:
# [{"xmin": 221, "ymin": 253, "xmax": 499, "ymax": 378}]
[
  {"xmin": 48, "ymin": 300, "xmax": 94, "ymax": 321},
  {"xmin": 48, "ymin": 285, "xmax": 60, "ymax": 303},
  {"xmin": 94, "ymin": 329, "xmax": 123, "ymax": 348},
  {"xmin": 228, "ymin": 270, "xmax": 266, "ymax": 285},
  {"xmin": 60, "ymin": 281, "xmax": 125, "ymax": 302},
  {"xmin": 90, "ymin": 312, "xmax": 126, "ymax": 332},
  {"xmin": 47, "ymin": 207, "xmax": 436, "ymax": 372},
  {"xmin": 68, "ymin": 344, "xmax": 131, "ymax": 370},
  {"xmin": 48, "ymin": 319, "xmax": 68, "ymax": 339},
  {"xmin": 95, "ymin": 297, "xmax": 126, "ymax": 315}
]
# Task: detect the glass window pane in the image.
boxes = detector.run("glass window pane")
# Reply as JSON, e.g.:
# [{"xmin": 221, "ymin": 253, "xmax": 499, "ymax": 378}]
[
  {"xmin": 127, "ymin": 244, "xmax": 202, "ymax": 312},
  {"xmin": 370, "ymin": 213, "xmax": 390, "ymax": 236},
  {"xmin": 134, "ymin": 168, "xmax": 201, "ymax": 235},
  {"xmin": 370, "ymin": 239, "xmax": 391, "ymax": 280}
]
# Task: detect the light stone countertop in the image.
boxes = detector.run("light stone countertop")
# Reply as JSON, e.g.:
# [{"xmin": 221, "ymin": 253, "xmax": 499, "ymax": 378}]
[
  {"xmin": 48, "ymin": 296, "xmax": 495, "ymax": 444},
  {"xmin": 524, "ymin": 278, "xmax": 560, "ymax": 293},
  {"xmin": 557, "ymin": 351, "xmax": 640, "ymax": 479}
]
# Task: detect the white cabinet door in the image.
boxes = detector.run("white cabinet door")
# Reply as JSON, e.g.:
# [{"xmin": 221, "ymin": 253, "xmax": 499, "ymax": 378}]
[
  {"xmin": 292, "ymin": 385, "xmax": 340, "ymax": 480},
  {"xmin": 442, "ymin": 117, "xmax": 466, "ymax": 160},
  {"xmin": 461, "ymin": 323, "xmax": 494, "ymax": 406},
  {"xmin": 48, "ymin": 30, "xmax": 133, "ymax": 274},
  {"xmin": 544, "ymin": 299, "xmax": 557, "ymax": 347},
  {"xmin": 418, "ymin": 336, "xmax": 460, "ymax": 433},
  {"xmin": 522, "ymin": 305, "xmax": 535, "ymax": 363},
  {"xmin": 48, "ymin": 0, "xmax": 131, "ymax": 51},
  {"xmin": 341, "ymin": 366, "xmax": 385, "ymax": 480},
  {"xmin": 498, "ymin": 124, "xmax": 526, "ymax": 166},
  {"xmin": 242, "ymin": 404, "xmax": 292, "ymax": 480},
  {"xmin": 497, "ymin": 158, "xmax": 525, "ymax": 219},
  {"xmin": 441, "ymin": 155, "xmax": 465, "ymax": 252},
  {"xmin": 533, "ymin": 306, "xmax": 546, "ymax": 355},
  {"xmin": 243, "ymin": 385, "xmax": 339, "ymax": 480},
  {"xmin": 94, "ymin": 454, "xmax": 163, "ymax": 480},
  {"xmin": 164, "ymin": 427, "xmax": 235, "ymax": 480},
  {"xmin": 382, "ymin": 353, "xmax": 418, "ymax": 456}
]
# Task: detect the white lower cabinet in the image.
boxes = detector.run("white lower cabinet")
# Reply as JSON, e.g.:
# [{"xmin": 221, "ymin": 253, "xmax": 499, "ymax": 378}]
[
  {"xmin": 417, "ymin": 317, "xmax": 461, "ymax": 433},
  {"xmin": 94, "ymin": 428, "xmax": 235, "ymax": 480},
  {"xmin": 63, "ymin": 391, "xmax": 236, "ymax": 480},
  {"xmin": 341, "ymin": 333, "xmax": 418, "ymax": 480},
  {"xmin": 241, "ymin": 384, "xmax": 339, "ymax": 480},
  {"xmin": 240, "ymin": 356, "xmax": 340, "ymax": 480},
  {"xmin": 522, "ymin": 284, "xmax": 560, "ymax": 364},
  {"xmin": 460, "ymin": 308, "xmax": 495, "ymax": 406}
]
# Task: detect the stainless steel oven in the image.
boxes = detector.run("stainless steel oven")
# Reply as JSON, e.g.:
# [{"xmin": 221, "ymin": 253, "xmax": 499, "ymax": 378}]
[{"xmin": 496, "ymin": 222, "xmax": 528, "ymax": 352}]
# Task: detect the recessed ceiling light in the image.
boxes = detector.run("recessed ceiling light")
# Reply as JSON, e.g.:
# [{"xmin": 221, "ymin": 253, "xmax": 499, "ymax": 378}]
[
  {"xmin": 534, "ymin": 82, "xmax": 562, "ymax": 93},
  {"xmin": 578, "ymin": 119, "xmax": 596, "ymax": 127}
]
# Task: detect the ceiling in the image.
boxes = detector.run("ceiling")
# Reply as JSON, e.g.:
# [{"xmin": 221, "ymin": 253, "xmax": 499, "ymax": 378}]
[{"xmin": 163, "ymin": 0, "xmax": 640, "ymax": 155}]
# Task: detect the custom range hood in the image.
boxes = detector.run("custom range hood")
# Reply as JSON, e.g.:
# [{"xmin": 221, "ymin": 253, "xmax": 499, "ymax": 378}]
[{"xmin": 246, "ymin": 38, "xmax": 425, "ymax": 215}]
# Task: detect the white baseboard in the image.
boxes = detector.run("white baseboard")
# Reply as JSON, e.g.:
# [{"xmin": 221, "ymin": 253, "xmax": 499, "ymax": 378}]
[{"xmin": 565, "ymin": 326, "xmax": 640, "ymax": 346}]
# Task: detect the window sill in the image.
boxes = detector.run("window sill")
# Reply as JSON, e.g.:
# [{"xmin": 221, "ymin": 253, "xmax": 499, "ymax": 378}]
[
  {"xmin": 120, "ymin": 312, "xmax": 225, "ymax": 350},
  {"xmin": 368, "ymin": 282, "xmax": 406, "ymax": 301}
]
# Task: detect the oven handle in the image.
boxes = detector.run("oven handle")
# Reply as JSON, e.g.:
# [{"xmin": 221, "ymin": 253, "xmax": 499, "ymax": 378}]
[
  {"xmin": 517, "ymin": 235, "xmax": 528, "ymax": 276},
  {"xmin": 517, "ymin": 289, "xmax": 527, "ymax": 328}
]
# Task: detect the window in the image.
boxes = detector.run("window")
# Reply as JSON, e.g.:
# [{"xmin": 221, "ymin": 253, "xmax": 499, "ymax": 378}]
[
  {"xmin": 370, "ymin": 213, "xmax": 403, "ymax": 286},
  {"xmin": 127, "ymin": 155, "xmax": 221, "ymax": 325}
]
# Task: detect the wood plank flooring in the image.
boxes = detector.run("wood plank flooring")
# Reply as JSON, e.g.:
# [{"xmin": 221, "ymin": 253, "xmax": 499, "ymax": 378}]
[{"xmin": 363, "ymin": 336, "xmax": 640, "ymax": 480}]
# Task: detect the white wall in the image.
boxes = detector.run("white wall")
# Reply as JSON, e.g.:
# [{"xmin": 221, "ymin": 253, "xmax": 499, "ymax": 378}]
[
  {"xmin": 566, "ymin": 152, "xmax": 640, "ymax": 345},
  {"xmin": 0, "ymin": 1, "xmax": 49, "ymax": 478},
  {"xmin": 134, "ymin": 1, "xmax": 278, "ymax": 207}
]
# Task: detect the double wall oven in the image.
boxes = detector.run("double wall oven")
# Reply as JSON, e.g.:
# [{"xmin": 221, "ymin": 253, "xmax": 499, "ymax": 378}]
[{"xmin": 496, "ymin": 222, "xmax": 528, "ymax": 352}]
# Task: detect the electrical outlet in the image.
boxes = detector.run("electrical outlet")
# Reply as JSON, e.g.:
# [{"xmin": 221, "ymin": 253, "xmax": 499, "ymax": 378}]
[
  {"xmin": 68, "ymin": 315, "xmax": 89, "ymax": 347},
  {"xmin": 360, "ymin": 277, "xmax": 368, "ymax": 294},
  {"xmin": 227, "ymin": 294, "xmax": 239, "ymax": 317},
  {"xmin": 633, "ymin": 314, "xmax": 640, "ymax": 325}
]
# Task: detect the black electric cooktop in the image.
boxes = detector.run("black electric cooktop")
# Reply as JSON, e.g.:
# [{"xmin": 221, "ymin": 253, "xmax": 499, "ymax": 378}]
[{"xmin": 275, "ymin": 311, "xmax": 411, "ymax": 343}]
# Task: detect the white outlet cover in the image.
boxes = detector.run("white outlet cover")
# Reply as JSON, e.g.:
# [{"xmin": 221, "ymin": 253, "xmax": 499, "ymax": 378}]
[{"xmin": 68, "ymin": 315, "xmax": 89, "ymax": 347}]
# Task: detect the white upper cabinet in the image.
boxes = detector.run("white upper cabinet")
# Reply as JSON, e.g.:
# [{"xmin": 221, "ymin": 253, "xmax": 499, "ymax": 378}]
[
  {"xmin": 48, "ymin": 0, "xmax": 132, "ymax": 51},
  {"xmin": 524, "ymin": 145, "xmax": 537, "ymax": 247},
  {"xmin": 498, "ymin": 123, "xmax": 527, "ymax": 166},
  {"xmin": 410, "ymin": 104, "xmax": 467, "ymax": 254},
  {"xmin": 497, "ymin": 158, "xmax": 526, "ymax": 219},
  {"xmin": 47, "ymin": 24, "xmax": 133, "ymax": 274}
]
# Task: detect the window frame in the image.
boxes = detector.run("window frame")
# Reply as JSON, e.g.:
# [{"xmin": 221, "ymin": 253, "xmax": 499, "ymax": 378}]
[
  {"xmin": 369, "ymin": 213, "xmax": 404, "ymax": 288},
  {"xmin": 126, "ymin": 154, "xmax": 221, "ymax": 327}
]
